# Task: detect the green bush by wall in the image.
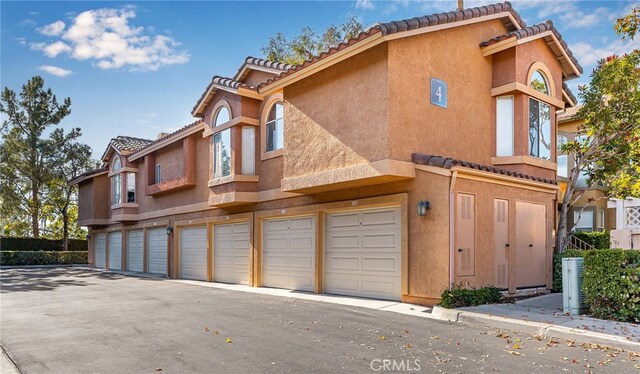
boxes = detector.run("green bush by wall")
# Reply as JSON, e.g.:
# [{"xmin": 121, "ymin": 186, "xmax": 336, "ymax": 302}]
[
  {"xmin": 0, "ymin": 251, "xmax": 88, "ymax": 266},
  {"xmin": 582, "ymin": 249, "xmax": 640, "ymax": 323},
  {"xmin": 572, "ymin": 231, "xmax": 610, "ymax": 249},
  {"xmin": 0, "ymin": 237, "xmax": 87, "ymax": 251},
  {"xmin": 440, "ymin": 286, "xmax": 502, "ymax": 308},
  {"xmin": 552, "ymin": 249, "xmax": 587, "ymax": 292}
]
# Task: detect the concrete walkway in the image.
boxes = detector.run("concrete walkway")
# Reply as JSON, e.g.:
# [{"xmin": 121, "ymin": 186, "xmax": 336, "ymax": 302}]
[{"xmin": 433, "ymin": 293, "xmax": 640, "ymax": 352}]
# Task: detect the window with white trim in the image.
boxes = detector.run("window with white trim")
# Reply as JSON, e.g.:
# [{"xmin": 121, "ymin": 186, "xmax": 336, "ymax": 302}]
[
  {"xmin": 155, "ymin": 164, "xmax": 161, "ymax": 184},
  {"xmin": 573, "ymin": 209, "xmax": 594, "ymax": 232},
  {"xmin": 213, "ymin": 107, "xmax": 232, "ymax": 179},
  {"xmin": 496, "ymin": 96, "xmax": 514, "ymax": 157},
  {"xmin": 557, "ymin": 134, "xmax": 569, "ymax": 178},
  {"xmin": 112, "ymin": 158, "xmax": 122, "ymax": 204},
  {"xmin": 265, "ymin": 102, "xmax": 284, "ymax": 152},
  {"xmin": 242, "ymin": 126, "xmax": 255, "ymax": 175},
  {"xmin": 528, "ymin": 70, "xmax": 552, "ymax": 160},
  {"xmin": 126, "ymin": 173, "xmax": 136, "ymax": 203}
]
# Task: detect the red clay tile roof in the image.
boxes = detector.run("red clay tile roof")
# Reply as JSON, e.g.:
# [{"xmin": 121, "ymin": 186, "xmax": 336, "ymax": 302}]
[
  {"xmin": 67, "ymin": 167, "xmax": 109, "ymax": 185},
  {"xmin": 100, "ymin": 135, "xmax": 154, "ymax": 161},
  {"xmin": 129, "ymin": 119, "xmax": 204, "ymax": 158},
  {"xmin": 192, "ymin": 75, "xmax": 258, "ymax": 117},
  {"xmin": 412, "ymin": 153, "xmax": 557, "ymax": 185},
  {"xmin": 235, "ymin": 56, "xmax": 291, "ymax": 80},
  {"xmin": 257, "ymin": 1, "xmax": 524, "ymax": 92},
  {"xmin": 562, "ymin": 82, "xmax": 577, "ymax": 106},
  {"xmin": 480, "ymin": 21, "xmax": 583, "ymax": 76},
  {"xmin": 557, "ymin": 104, "xmax": 583, "ymax": 122}
]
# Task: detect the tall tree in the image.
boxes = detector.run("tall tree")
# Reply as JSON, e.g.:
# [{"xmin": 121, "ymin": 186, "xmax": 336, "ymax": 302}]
[
  {"xmin": 557, "ymin": 11, "xmax": 640, "ymax": 251},
  {"xmin": 0, "ymin": 76, "xmax": 71, "ymax": 238},
  {"xmin": 47, "ymin": 128, "xmax": 93, "ymax": 249},
  {"xmin": 262, "ymin": 16, "xmax": 364, "ymax": 65}
]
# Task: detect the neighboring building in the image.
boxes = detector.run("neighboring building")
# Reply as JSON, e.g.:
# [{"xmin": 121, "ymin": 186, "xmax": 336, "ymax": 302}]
[
  {"xmin": 556, "ymin": 105, "xmax": 615, "ymax": 232},
  {"xmin": 70, "ymin": 2, "xmax": 582, "ymax": 305}
]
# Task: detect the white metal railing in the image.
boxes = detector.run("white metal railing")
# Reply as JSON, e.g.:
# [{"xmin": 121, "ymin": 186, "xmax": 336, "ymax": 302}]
[{"xmin": 608, "ymin": 198, "xmax": 640, "ymax": 229}]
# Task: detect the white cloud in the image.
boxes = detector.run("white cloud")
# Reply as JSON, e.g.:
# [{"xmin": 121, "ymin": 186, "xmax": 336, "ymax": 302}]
[
  {"xmin": 39, "ymin": 65, "xmax": 73, "ymax": 77},
  {"xmin": 355, "ymin": 0, "xmax": 375, "ymax": 10},
  {"xmin": 572, "ymin": 38, "xmax": 640, "ymax": 66},
  {"xmin": 37, "ymin": 20, "xmax": 66, "ymax": 36},
  {"xmin": 30, "ymin": 7, "xmax": 189, "ymax": 72}
]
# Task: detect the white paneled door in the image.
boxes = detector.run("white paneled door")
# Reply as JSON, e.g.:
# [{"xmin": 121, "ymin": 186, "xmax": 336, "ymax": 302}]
[
  {"xmin": 147, "ymin": 228, "xmax": 168, "ymax": 275},
  {"xmin": 94, "ymin": 233, "xmax": 106, "ymax": 269},
  {"xmin": 214, "ymin": 222, "xmax": 250, "ymax": 285},
  {"xmin": 180, "ymin": 226, "xmax": 208, "ymax": 281},
  {"xmin": 127, "ymin": 230, "xmax": 144, "ymax": 273},
  {"xmin": 262, "ymin": 216, "xmax": 315, "ymax": 291},
  {"xmin": 324, "ymin": 207, "xmax": 402, "ymax": 301},
  {"xmin": 108, "ymin": 232, "xmax": 122, "ymax": 271}
]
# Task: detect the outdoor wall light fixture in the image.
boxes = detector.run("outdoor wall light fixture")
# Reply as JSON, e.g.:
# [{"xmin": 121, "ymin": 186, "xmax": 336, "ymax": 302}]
[
  {"xmin": 166, "ymin": 226, "xmax": 173, "ymax": 235},
  {"xmin": 417, "ymin": 200, "xmax": 431, "ymax": 216}
]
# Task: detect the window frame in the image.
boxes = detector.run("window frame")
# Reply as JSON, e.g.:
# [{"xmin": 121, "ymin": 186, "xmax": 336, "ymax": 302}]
[
  {"xmin": 155, "ymin": 164, "xmax": 162, "ymax": 184},
  {"xmin": 126, "ymin": 172, "xmax": 136, "ymax": 203},
  {"xmin": 213, "ymin": 129, "xmax": 232, "ymax": 179},
  {"xmin": 265, "ymin": 102, "xmax": 284, "ymax": 153},
  {"xmin": 528, "ymin": 97, "xmax": 552, "ymax": 160},
  {"xmin": 260, "ymin": 93, "xmax": 284, "ymax": 160}
]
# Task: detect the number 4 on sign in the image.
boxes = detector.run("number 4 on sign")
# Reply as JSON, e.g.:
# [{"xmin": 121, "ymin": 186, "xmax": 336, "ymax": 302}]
[{"xmin": 430, "ymin": 78, "xmax": 447, "ymax": 109}]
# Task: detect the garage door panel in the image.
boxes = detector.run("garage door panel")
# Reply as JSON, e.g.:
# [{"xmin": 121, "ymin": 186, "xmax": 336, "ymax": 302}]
[
  {"xmin": 180, "ymin": 226, "xmax": 208, "ymax": 281},
  {"xmin": 362, "ymin": 209, "xmax": 398, "ymax": 227},
  {"xmin": 213, "ymin": 223, "xmax": 250, "ymax": 285},
  {"xmin": 362, "ymin": 233, "xmax": 397, "ymax": 248},
  {"xmin": 147, "ymin": 228, "xmax": 168, "ymax": 275},
  {"xmin": 127, "ymin": 230, "xmax": 144, "ymax": 273},
  {"xmin": 327, "ymin": 212, "xmax": 359, "ymax": 229},
  {"xmin": 362, "ymin": 256, "xmax": 398, "ymax": 272},
  {"xmin": 325, "ymin": 207, "xmax": 401, "ymax": 301},
  {"xmin": 95, "ymin": 234, "xmax": 106, "ymax": 269},
  {"xmin": 288, "ymin": 217, "xmax": 313, "ymax": 230},
  {"xmin": 262, "ymin": 216, "xmax": 315, "ymax": 292},
  {"xmin": 108, "ymin": 232, "xmax": 122, "ymax": 270}
]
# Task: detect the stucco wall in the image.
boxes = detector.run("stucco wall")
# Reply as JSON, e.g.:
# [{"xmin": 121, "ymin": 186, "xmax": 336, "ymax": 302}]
[
  {"xmin": 283, "ymin": 43, "xmax": 390, "ymax": 179},
  {"xmin": 387, "ymin": 20, "xmax": 508, "ymax": 165},
  {"xmin": 78, "ymin": 180, "xmax": 94, "ymax": 222},
  {"xmin": 242, "ymin": 70, "xmax": 275, "ymax": 87},
  {"xmin": 153, "ymin": 142, "xmax": 184, "ymax": 181}
]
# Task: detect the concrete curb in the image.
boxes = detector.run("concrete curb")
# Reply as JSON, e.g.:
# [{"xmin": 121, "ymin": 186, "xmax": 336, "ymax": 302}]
[
  {"xmin": 434, "ymin": 307, "xmax": 640, "ymax": 353},
  {"xmin": 1, "ymin": 345, "xmax": 21, "ymax": 374}
]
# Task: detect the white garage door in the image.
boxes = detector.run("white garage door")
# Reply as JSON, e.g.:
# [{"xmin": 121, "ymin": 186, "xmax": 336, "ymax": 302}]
[
  {"xmin": 214, "ymin": 223, "xmax": 250, "ymax": 285},
  {"xmin": 147, "ymin": 228, "xmax": 168, "ymax": 275},
  {"xmin": 263, "ymin": 216, "xmax": 315, "ymax": 291},
  {"xmin": 127, "ymin": 230, "xmax": 144, "ymax": 273},
  {"xmin": 94, "ymin": 233, "xmax": 106, "ymax": 269},
  {"xmin": 180, "ymin": 226, "xmax": 208, "ymax": 281},
  {"xmin": 108, "ymin": 232, "xmax": 122, "ymax": 271},
  {"xmin": 325, "ymin": 207, "xmax": 402, "ymax": 301}
]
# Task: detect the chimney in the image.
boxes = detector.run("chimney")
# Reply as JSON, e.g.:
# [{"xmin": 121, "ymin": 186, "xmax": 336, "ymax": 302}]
[
  {"xmin": 457, "ymin": 0, "xmax": 464, "ymax": 10},
  {"xmin": 156, "ymin": 132, "xmax": 169, "ymax": 140}
]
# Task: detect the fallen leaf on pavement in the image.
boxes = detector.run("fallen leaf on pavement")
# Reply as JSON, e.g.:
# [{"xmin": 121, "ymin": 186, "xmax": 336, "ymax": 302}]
[
  {"xmin": 226, "ymin": 338, "xmax": 232, "ymax": 343},
  {"xmin": 380, "ymin": 336, "xmax": 386, "ymax": 341},
  {"xmin": 431, "ymin": 336, "xmax": 440, "ymax": 340},
  {"xmin": 507, "ymin": 350, "xmax": 522, "ymax": 356}
]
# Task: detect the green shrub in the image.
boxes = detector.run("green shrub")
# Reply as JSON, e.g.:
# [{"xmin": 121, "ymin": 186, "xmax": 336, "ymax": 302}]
[
  {"xmin": 572, "ymin": 231, "xmax": 610, "ymax": 249},
  {"xmin": 582, "ymin": 249, "xmax": 640, "ymax": 323},
  {"xmin": 0, "ymin": 251, "xmax": 88, "ymax": 266},
  {"xmin": 0, "ymin": 237, "xmax": 87, "ymax": 251},
  {"xmin": 440, "ymin": 286, "xmax": 502, "ymax": 308},
  {"xmin": 552, "ymin": 249, "xmax": 587, "ymax": 292}
]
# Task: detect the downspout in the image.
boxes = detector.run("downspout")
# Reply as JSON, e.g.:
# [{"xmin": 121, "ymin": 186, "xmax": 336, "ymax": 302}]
[{"xmin": 449, "ymin": 169, "xmax": 458, "ymax": 289}]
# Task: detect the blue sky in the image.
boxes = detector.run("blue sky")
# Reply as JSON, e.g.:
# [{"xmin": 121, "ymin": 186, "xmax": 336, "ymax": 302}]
[{"xmin": 1, "ymin": 1, "xmax": 638, "ymax": 159}]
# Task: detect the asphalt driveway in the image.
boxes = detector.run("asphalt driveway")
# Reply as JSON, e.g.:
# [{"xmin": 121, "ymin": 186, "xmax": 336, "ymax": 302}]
[{"xmin": 1, "ymin": 268, "xmax": 638, "ymax": 373}]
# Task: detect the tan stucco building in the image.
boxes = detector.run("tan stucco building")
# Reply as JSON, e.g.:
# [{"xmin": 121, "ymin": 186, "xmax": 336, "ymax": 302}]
[{"xmin": 71, "ymin": 2, "xmax": 583, "ymax": 305}]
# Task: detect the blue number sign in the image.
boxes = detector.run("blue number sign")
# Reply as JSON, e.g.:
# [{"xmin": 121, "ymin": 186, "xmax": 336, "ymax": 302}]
[{"xmin": 430, "ymin": 78, "xmax": 447, "ymax": 108}]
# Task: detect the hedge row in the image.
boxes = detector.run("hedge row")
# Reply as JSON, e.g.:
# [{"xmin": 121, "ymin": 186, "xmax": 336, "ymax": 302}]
[
  {"xmin": 440, "ymin": 286, "xmax": 502, "ymax": 308},
  {"xmin": 0, "ymin": 237, "xmax": 87, "ymax": 251},
  {"xmin": 582, "ymin": 249, "xmax": 640, "ymax": 323},
  {"xmin": 572, "ymin": 231, "xmax": 610, "ymax": 249},
  {"xmin": 0, "ymin": 251, "xmax": 88, "ymax": 266}
]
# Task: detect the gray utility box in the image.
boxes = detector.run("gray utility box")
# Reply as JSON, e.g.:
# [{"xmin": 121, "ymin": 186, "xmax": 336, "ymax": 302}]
[{"xmin": 562, "ymin": 257, "xmax": 587, "ymax": 315}]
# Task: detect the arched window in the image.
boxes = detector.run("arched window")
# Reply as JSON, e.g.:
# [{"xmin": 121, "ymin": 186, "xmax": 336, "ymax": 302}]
[
  {"xmin": 112, "ymin": 158, "xmax": 122, "ymax": 204},
  {"xmin": 214, "ymin": 107, "xmax": 230, "ymax": 127},
  {"xmin": 530, "ymin": 70, "xmax": 549, "ymax": 95},
  {"xmin": 266, "ymin": 102, "xmax": 284, "ymax": 152}
]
